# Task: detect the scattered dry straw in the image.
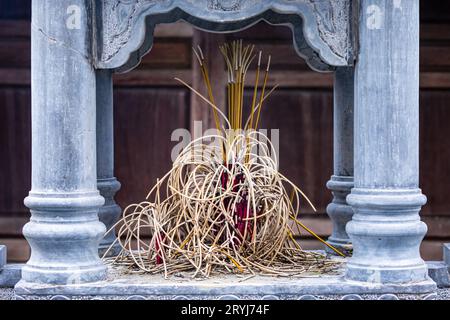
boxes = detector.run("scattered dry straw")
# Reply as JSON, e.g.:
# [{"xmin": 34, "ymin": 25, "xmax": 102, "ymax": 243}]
[{"xmin": 103, "ymin": 40, "xmax": 343, "ymax": 278}]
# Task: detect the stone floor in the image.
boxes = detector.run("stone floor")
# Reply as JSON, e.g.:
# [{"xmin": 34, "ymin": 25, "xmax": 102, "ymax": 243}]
[
  {"xmin": 1, "ymin": 288, "xmax": 450, "ymax": 300},
  {"xmin": 1, "ymin": 253, "xmax": 447, "ymax": 300},
  {"xmin": 3, "ymin": 262, "xmax": 440, "ymax": 300},
  {"xmin": 0, "ymin": 288, "xmax": 14, "ymax": 300},
  {"xmin": 2, "ymin": 254, "xmax": 449, "ymax": 300}
]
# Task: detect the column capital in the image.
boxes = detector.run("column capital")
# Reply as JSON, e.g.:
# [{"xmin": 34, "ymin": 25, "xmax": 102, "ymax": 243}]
[
  {"xmin": 327, "ymin": 175, "xmax": 354, "ymax": 192},
  {"xmin": 97, "ymin": 178, "xmax": 121, "ymax": 198}
]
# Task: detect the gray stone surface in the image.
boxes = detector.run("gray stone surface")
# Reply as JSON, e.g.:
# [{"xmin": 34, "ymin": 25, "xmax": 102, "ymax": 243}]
[
  {"xmin": 326, "ymin": 67, "xmax": 354, "ymax": 255},
  {"xmin": 427, "ymin": 261, "xmax": 450, "ymax": 288},
  {"xmin": 4, "ymin": 287, "xmax": 450, "ymax": 300},
  {"xmin": 24, "ymin": 0, "xmax": 107, "ymax": 285},
  {"xmin": 98, "ymin": 0, "xmax": 353, "ymax": 72},
  {"xmin": 13, "ymin": 263, "xmax": 436, "ymax": 300},
  {"xmin": 346, "ymin": 0, "xmax": 428, "ymax": 284},
  {"xmin": 9, "ymin": 293, "xmax": 442, "ymax": 300},
  {"xmin": 0, "ymin": 245, "xmax": 5, "ymax": 269},
  {"xmin": 1, "ymin": 260, "xmax": 446, "ymax": 300},
  {"xmin": 444, "ymin": 243, "xmax": 450, "ymax": 266},
  {"xmin": 0, "ymin": 264, "xmax": 22, "ymax": 288},
  {"xmin": 96, "ymin": 70, "xmax": 122, "ymax": 257},
  {"xmin": 438, "ymin": 288, "xmax": 450, "ymax": 300},
  {"xmin": 0, "ymin": 288, "xmax": 14, "ymax": 300},
  {"xmin": 3, "ymin": 288, "xmax": 446, "ymax": 300}
]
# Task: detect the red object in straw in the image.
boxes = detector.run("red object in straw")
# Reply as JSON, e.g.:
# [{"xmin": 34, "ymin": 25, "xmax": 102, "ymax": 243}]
[{"xmin": 155, "ymin": 233, "xmax": 165, "ymax": 265}]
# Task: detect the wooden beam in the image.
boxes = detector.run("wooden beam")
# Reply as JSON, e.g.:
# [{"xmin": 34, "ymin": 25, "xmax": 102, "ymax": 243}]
[
  {"xmin": 420, "ymin": 72, "xmax": 450, "ymax": 89},
  {"xmin": 421, "ymin": 24, "xmax": 450, "ymax": 41},
  {"xmin": 113, "ymin": 70, "xmax": 192, "ymax": 87},
  {"xmin": 2, "ymin": 69, "xmax": 450, "ymax": 90},
  {"xmin": 0, "ymin": 21, "xmax": 30, "ymax": 38}
]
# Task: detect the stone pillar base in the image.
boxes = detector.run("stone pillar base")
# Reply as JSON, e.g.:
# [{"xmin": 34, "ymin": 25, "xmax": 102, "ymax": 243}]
[
  {"xmin": 97, "ymin": 178, "xmax": 122, "ymax": 257},
  {"xmin": 346, "ymin": 189, "xmax": 428, "ymax": 283},
  {"xmin": 326, "ymin": 176, "xmax": 354, "ymax": 255},
  {"xmin": 23, "ymin": 193, "xmax": 107, "ymax": 285}
]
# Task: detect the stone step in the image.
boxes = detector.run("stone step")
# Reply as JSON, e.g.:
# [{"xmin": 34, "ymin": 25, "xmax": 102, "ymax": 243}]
[{"xmin": 14, "ymin": 264, "xmax": 437, "ymax": 300}]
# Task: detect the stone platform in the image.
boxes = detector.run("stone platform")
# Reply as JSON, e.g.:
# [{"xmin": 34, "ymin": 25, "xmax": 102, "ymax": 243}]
[{"xmin": 14, "ymin": 263, "xmax": 437, "ymax": 300}]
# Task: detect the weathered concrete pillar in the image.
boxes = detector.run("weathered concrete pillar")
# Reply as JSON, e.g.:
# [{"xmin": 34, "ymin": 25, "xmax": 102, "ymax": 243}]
[
  {"xmin": 346, "ymin": 0, "xmax": 428, "ymax": 283},
  {"xmin": 23, "ymin": 0, "xmax": 107, "ymax": 284},
  {"xmin": 96, "ymin": 70, "xmax": 122, "ymax": 257},
  {"xmin": 326, "ymin": 67, "xmax": 354, "ymax": 255}
]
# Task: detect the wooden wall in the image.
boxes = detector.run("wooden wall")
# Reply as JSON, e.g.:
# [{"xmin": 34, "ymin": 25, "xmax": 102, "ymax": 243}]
[{"xmin": 1, "ymin": 1, "xmax": 450, "ymax": 262}]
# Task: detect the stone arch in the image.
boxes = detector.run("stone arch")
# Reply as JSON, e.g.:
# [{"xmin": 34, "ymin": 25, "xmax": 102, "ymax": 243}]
[{"xmin": 96, "ymin": 0, "xmax": 354, "ymax": 73}]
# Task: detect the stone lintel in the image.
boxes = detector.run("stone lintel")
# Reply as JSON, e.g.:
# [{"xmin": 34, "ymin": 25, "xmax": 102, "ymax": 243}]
[{"xmin": 98, "ymin": 0, "xmax": 354, "ymax": 73}]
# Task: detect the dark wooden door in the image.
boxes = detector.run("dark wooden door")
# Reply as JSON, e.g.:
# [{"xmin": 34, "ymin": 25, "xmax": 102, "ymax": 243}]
[{"xmin": 1, "ymin": 1, "xmax": 450, "ymax": 261}]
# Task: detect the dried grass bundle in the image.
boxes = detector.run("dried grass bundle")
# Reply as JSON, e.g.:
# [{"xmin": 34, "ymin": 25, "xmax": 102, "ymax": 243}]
[{"xmin": 104, "ymin": 40, "xmax": 343, "ymax": 278}]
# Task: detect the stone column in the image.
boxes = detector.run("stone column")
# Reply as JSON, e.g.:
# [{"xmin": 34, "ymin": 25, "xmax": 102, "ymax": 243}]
[
  {"xmin": 23, "ymin": 0, "xmax": 107, "ymax": 284},
  {"xmin": 326, "ymin": 67, "xmax": 354, "ymax": 255},
  {"xmin": 444, "ymin": 244, "xmax": 450, "ymax": 267},
  {"xmin": 96, "ymin": 70, "xmax": 122, "ymax": 257},
  {"xmin": 346, "ymin": 0, "xmax": 428, "ymax": 283},
  {"xmin": 0, "ymin": 245, "xmax": 5, "ymax": 270}
]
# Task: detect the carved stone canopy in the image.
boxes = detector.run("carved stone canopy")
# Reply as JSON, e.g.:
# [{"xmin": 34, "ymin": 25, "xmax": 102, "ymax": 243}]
[{"xmin": 96, "ymin": 0, "xmax": 355, "ymax": 73}]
